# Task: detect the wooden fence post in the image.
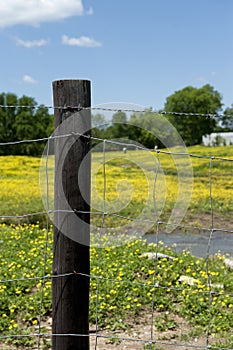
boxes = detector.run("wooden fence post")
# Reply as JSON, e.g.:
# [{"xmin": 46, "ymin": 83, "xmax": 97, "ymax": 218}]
[{"xmin": 52, "ymin": 80, "xmax": 91, "ymax": 350}]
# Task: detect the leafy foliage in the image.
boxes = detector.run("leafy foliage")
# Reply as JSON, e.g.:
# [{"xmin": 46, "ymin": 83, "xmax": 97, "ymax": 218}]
[
  {"xmin": 1, "ymin": 86, "xmax": 233, "ymax": 155},
  {"xmin": 0, "ymin": 93, "xmax": 53, "ymax": 155},
  {"xmin": 92, "ymin": 84, "xmax": 233, "ymax": 148},
  {"xmin": 221, "ymin": 105, "xmax": 233, "ymax": 131},
  {"xmin": 164, "ymin": 85, "xmax": 223, "ymax": 146}
]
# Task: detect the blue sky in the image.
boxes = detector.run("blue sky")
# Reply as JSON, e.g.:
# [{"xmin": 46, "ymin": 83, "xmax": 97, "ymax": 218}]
[{"xmin": 0, "ymin": 0, "xmax": 232, "ymax": 110}]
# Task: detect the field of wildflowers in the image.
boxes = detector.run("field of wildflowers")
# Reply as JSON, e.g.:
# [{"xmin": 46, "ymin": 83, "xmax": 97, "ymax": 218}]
[
  {"xmin": 0, "ymin": 145, "xmax": 233, "ymax": 348},
  {"xmin": 1, "ymin": 225, "xmax": 233, "ymax": 348},
  {"xmin": 1, "ymin": 145, "xmax": 232, "ymax": 227}
]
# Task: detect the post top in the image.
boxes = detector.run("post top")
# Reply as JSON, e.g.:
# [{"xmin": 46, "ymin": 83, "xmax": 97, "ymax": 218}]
[{"xmin": 53, "ymin": 79, "xmax": 91, "ymax": 84}]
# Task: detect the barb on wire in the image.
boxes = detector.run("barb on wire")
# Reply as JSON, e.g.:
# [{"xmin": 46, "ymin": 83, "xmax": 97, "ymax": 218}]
[
  {"xmin": 1, "ymin": 132, "xmax": 233, "ymax": 163},
  {"xmin": 0, "ymin": 103, "xmax": 231, "ymax": 119}
]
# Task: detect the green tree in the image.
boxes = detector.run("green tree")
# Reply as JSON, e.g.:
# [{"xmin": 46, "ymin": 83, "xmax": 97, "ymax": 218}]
[
  {"xmin": 221, "ymin": 105, "xmax": 233, "ymax": 131},
  {"xmin": 14, "ymin": 96, "xmax": 52, "ymax": 155},
  {"xmin": 0, "ymin": 93, "xmax": 53, "ymax": 155},
  {"xmin": 92, "ymin": 113, "xmax": 107, "ymax": 128},
  {"xmin": 110, "ymin": 112, "xmax": 129, "ymax": 139},
  {"xmin": 0, "ymin": 93, "xmax": 18, "ymax": 154},
  {"xmin": 91, "ymin": 113, "xmax": 110, "ymax": 149},
  {"xmin": 129, "ymin": 109, "xmax": 180, "ymax": 149},
  {"xmin": 164, "ymin": 84, "xmax": 223, "ymax": 145},
  {"xmin": 130, "ymin": 110, "xmax": 157, "ymax": 148}
]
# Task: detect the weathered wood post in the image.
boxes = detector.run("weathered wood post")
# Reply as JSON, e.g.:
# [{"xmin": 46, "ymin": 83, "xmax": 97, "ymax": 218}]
[{"xmin": 52, "ymin": 80, "xmax": 91, "ymax": 349}]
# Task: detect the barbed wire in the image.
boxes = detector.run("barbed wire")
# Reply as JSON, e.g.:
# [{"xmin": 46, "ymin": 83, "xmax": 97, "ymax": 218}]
[
  {"xmin": 0, "ymin": 132, "xmax": 233, "ymax": 163},
  {"xmin": 0, "ymin": 103, "xmax": 232, "ymax": 119}
]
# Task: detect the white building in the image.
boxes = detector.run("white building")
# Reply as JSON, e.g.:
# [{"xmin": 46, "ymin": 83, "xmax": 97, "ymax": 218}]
[{"xmin": 202, "ymin": 132, "xmax": 233, "ymax": 146}]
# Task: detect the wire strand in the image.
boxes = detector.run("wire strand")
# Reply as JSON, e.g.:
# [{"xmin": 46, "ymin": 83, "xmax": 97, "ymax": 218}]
[
  {"xmin": 1, "ymin": 105, "xmax": 233, "ymax": 349},
  {"xmin": 0, "ymin": 103, "xmax": 231, "ymax": 119}
]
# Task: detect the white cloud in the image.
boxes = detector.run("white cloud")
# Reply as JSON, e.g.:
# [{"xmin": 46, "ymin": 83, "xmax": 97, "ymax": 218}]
[
  {"xmin": 16, "ymin": 38, "xmax": 48, "ymax": 48},
  {"xmin": 0, "ymin": 0, "xmax": 84, "ymax": 28},
  {"xmin": 23, "ymin": 75, "xmax": 38, "ymax": 84},
  {"xmin": 196, "ymin": 76, "xmax": 206, "ymax": 83},
  {"xmin": 62, "ymin": 35, "xmax": 102, "ymax": 48}
]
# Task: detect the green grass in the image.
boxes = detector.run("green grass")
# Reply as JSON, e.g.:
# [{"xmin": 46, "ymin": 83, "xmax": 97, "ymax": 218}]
[
  {"xmin": 1, "ymin": 224, "xmax": 233, "ymax": 348},
  {"xmin": 1, "ymin": 146, "xmax": 233, "ymax": 348}
]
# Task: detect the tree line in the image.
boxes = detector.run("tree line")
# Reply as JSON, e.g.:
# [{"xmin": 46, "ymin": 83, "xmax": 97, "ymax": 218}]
[
  {"xmin": 0, "ymin": 84, "xmax": 233, "ymax": 155},
  {"xmin": 0, "ymin": 93, "xmax": 53, "ymax": 155},
  {"xmin": 92, "ymin": 84, "xmax": 233, "ymax": 149}
]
